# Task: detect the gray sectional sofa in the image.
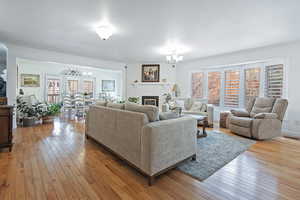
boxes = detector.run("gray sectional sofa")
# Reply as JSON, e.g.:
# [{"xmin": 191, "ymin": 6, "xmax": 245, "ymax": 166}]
[{"xmin": 85, "ymin": 102, "xmax": 197, "ymax": 185}]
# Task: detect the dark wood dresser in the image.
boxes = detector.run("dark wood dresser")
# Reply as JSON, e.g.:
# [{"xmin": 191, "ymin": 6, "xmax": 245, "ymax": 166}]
[{"xmin": 0, "ymin": 105, "xmax": 14, "ymax": 152}]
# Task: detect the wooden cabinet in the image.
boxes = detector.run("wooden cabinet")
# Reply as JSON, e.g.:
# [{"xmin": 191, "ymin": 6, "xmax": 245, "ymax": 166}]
[{"xmin": 0, "ymin": 106, "xmax": 14, "ymax": 152}]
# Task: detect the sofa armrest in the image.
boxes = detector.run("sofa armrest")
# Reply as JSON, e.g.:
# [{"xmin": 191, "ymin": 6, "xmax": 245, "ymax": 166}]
[
  {"xmin": 254, "ymin": 113, "xmax": 278, "ymax": 119},
  {"xmin": 141, "ymin": 117, "xmax": 197, "ymax": 175},
  {"xmin": 207, "ymin": 105, "xmax": 214, "ymax": 125},
  {"xmin": 230, "ymin": 109, "xmax": 250, "ymax": 117}
]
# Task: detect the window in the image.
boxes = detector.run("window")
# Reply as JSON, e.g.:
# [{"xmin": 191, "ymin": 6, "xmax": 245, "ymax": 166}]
[
  {"xmin": 208, "ymin": 72, "xmax": 221, "ymax": 105},
  {"xmin": 224, "ymin": 70, "xmax": 240, "ymax": 107},
  {"xmin": 47, "ymin": 79, "xmax": 60, "ymax": 103},
  {"xmin": 83, "ymin": 80, "xmax": 94, "ymax": 97},
  {"xmin": 190, "ymin": 62, "xmax": 285, "ymax": 109},
  {"xmin": 265, "ymin": 64, "xmax": 284, "ymax": 98},
  {"xmin": 67, "ymin": 80, "xmax": 79, "ymax": 95},
  {"xmin": 245, "ymin": 68, "xmax": 260, "ymax": 104},
  {"xmin": 191, "ymin": 72, "xmax": 204, "ymax": 98}
]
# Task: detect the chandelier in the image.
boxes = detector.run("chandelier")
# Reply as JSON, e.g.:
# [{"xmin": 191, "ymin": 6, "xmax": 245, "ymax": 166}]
[
  {"xmin": 61, "ymin": 68, "xmax": 82, "ymax": 77},
  {"xmin": 163, "ymin": 42, "xmax": 186, "ymax": 64},
  {"xmin": 166, "ymin": 52, "xmax": 183, "ymax": 64}
]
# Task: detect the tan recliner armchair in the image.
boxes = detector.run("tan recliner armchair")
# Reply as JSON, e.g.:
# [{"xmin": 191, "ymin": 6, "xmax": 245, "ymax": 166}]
[{"xmin": 228, "ymin": 97, "xmax": 288, "ymax": 140}]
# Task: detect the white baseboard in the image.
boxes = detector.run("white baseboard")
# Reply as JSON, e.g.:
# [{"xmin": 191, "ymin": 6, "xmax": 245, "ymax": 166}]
[{"xmin": 282, "ymin": 129, "xmax": 300, "ymax": 139}]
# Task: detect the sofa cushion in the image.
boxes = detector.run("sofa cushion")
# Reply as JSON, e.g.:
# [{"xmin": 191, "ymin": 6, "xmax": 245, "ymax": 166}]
[
  {"xmin": 231, "ymin": 109, "xmax": 250, "ymax": 117},
  {"xmin": 254, "ymin": 113, "xmax": 278, "ymax": 119},
  {"xmin": 250, "ymin": 97, "xmax": 275, "ymax": 117},
  {"xmin": 230, "ymin": 116, "xmax": 253, "ymax": 128},
  {"xmin": 246, "ymin": 97, "xmax": 256, "ymax": 113},
  {"xmin": 107, "ymin": 102, "xmax": 125, "ymax": 110},
  {"xmin": 125, "ymin": 102, "xmax": 159, "ymax": 122},
  {"xmin": 229, "ymin": 124, "xmax": 252, "ymax": 138},
  {"xmin": 159, "ymin": 112, "xmax": 179, "ymax": 120},
  {"xmin": 95, "ymin": 100, "xmax": 107, "ymax": 107},
  {"xmin": 272, "ymin": 98, "xmax": 288, "ymax": 121}
]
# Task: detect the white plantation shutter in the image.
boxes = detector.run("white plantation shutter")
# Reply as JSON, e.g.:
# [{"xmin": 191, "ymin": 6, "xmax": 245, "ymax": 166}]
[
  {"xmin": 224, "ymin": 70, "xmax": 240, "ymax": 107},
  {"xmin": 265, "ymin": 64, "xmax": 284, "ymax": 98},
  {"xmin": 245, "ymin": 68, "xmax": 260, "ymax": 104},
  {"xmin": 83, "ymin": 80, "xmax": 94, "ymax": 96},
  {"xmin": 191, "ymin": 72, "xmax": 204, "ymax": 98},
  {"xmin": 208, "ymin": 71, "xmax": 221, "ymax": 106}
]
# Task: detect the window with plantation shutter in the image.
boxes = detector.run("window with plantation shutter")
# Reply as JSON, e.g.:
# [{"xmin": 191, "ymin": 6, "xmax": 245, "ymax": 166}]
[
  {"xmin": 191, "ymin": 72, "xmax": 204, "ymax": 98},
  {"xmin": 83, "ymin": 80, "xmax": 94, "ymax": 97},
  {"xmin": 47, "ymin": 79, "xmax": 60, "ymax": 103},
  {"xmin": 67, "ymin": 80, "xmax": 79, "ymax": 95},
  {"xmin": 224, "ymin": 70, "xmax": 240, "ymax": 107},
  {"xmin": 208, "ymin": 71, "xmax": 221, "ymax": 105},
  {"xmin": 245, "ymin": 68, "xmax": 260, "ymax": 105},
  {"xmin": 265, "ymin": 64, "xmax": 284, "ymax": 98}
]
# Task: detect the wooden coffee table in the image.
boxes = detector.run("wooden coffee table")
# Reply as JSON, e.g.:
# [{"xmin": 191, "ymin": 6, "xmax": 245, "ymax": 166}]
[{"xmin": 184, "ymin": 114, "xmax": 208, "ymax": 138}]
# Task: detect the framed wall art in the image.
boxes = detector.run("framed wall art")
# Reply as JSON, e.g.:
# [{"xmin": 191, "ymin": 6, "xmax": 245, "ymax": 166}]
[
  {"xmin": 21, "ymin": 74, "xmax": 40, "ymax": 87},
  {"xmin": 141, "ymin": 64, "xmax": 160, "ymax": 82}
]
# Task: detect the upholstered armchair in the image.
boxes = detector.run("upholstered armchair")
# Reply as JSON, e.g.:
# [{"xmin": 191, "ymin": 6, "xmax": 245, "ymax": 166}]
[
  {"xmin": 170, "ymin": 98, "xmax": 214, "ymax": 127},
  {"xmin": 228, "ymin": 97, "xmax": 288, "ymax": 140}
]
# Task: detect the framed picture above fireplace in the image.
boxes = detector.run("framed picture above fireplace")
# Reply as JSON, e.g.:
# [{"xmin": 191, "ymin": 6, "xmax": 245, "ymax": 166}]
[
  {"xmin": 141, "ymin": 64, "xmax": 160, "ymax": 82},
  {"xmin": 142, "ymin": 96, "xmax": 159, "ymax": 107}
]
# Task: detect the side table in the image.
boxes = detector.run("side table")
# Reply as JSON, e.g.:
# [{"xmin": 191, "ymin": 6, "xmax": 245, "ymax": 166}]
[{"xmin": 220, "ymin": 111, "xmax": 230, "ymax": 128}]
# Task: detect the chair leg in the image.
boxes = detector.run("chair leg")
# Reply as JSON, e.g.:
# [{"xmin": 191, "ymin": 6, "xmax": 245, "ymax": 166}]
[
  {"xmin": 148, "ymin": 176, "xmax": 155, "ymax": 186},
  {"xmin": 192, "ymin": 154, "xmax": 197, "ymax": 161}
]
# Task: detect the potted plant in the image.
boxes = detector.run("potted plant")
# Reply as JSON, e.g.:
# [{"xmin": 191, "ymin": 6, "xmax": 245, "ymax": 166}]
[
  {"xmin": 128, "ymin": 97, "xmax": 140, "ymax": 104},
  {"xmin": 42, "ymin": 103, "xmax": 61, "ymax": 124},
  {"xmin": 17, "ymin": 97, "xmax": 39, "ymax": 127}
]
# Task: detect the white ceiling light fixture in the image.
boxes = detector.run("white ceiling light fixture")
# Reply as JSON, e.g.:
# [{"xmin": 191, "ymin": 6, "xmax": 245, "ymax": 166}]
[
  {"xmin": 166, "ymin": 52, "xmax": 183, "ymax": 64},
  {"xmin": 96, "ymin": 25, "xmax": 114, "ymax": 40},
  {"xmin": 161, "ymin": 41, "xmax": 189, "ymax": 64}
]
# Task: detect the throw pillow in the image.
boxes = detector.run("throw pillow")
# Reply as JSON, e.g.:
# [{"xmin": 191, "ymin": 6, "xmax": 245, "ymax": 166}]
[
  {"xmin": 200, "ymin": 103, "xmax": 207, "ymax": 112},
  {"xmin": 190, "ymin": 102, "xmax": 203, "ymax": 112},
  {"xmin": 159, "ymin": 112, "xmax": 179, "ymax": 120},
  {"xmin": 125, "ymin": 102, "xmax": 159, "ymax": 122},
  {"xmin": 184, "ymin": 98, "xmax": 194, "ymax": 111}
]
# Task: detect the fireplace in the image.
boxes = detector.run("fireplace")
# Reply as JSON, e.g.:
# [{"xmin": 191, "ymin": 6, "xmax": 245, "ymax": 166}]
[{"xmin": 142, "ymin": 96, "xmax": 159, "ymax": 107}]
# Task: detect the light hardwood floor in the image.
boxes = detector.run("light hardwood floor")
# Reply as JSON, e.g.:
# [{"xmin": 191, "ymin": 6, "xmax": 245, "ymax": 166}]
[{"xmin": 0, "ymin": 118, "xmax": 299, "ymax": 200}]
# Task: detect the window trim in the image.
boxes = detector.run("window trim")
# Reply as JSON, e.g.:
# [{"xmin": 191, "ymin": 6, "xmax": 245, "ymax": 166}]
[{"xmin": 189, "ymin": 59, "xmax": 287, "ymax": 109}]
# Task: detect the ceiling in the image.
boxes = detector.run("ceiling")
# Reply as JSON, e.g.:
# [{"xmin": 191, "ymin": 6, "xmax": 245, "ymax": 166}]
[{"xmin": 0, "ymin": 0, "xmax": 300, "ymax": 63}]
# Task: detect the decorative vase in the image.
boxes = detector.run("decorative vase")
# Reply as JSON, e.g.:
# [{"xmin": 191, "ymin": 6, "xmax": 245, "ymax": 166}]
[{"xmin": 161, "ymin": 103, "xmax": 169, "ymax": 112}]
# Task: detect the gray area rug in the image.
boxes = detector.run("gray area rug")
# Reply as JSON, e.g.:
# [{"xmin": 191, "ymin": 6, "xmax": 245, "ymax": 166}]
[{"xmin": 177, "ymin": 131, "xmax": 256, "ymax": 181}]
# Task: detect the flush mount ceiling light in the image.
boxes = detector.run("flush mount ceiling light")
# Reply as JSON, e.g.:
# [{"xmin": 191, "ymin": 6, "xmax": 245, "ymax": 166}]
[{"xmin": 96, "ymin": 25, "xmax": 113, "ymax": 40}]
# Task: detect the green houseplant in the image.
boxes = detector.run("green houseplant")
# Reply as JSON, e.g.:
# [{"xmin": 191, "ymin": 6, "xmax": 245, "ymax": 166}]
[
  {"xmin": 128, "ymin": 97, "xmax": 140, "ymax": 104},
  {"xmin": 17, "ymin": 97, "xmax": 40, "ymax": 126},
  {"xmin": 41, "ymin": 103, "xmax": 61, "ymax": 124}
]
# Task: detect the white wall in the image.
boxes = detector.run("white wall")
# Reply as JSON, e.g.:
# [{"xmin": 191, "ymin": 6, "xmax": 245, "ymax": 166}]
[
  {"xmin": 126, "ymin": 62, "xmax": 176, "ymax": 106},
  {"xmin": 3, "ymin": 42, "xmax": 126, "ymax": 128},
  {"xmin": 17, "ymin": 59, "xmax": 123, "ymax": 101},
  {"xmin": 176, "ymin": 41, "xmax": 300, "ymax": 135}
]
